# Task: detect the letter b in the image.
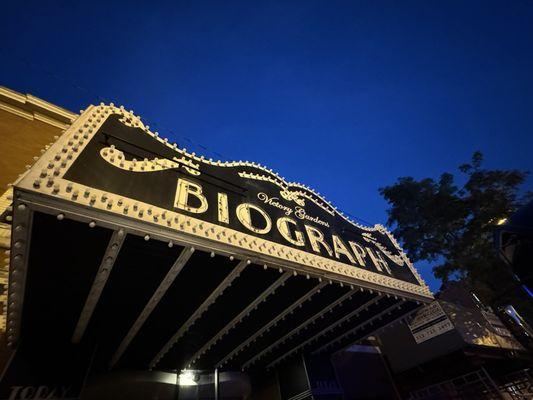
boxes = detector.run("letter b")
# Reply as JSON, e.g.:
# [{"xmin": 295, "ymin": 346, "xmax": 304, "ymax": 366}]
[{"xmin": 175, "ymin": 178, "xmax": 208, "ymax": 214}]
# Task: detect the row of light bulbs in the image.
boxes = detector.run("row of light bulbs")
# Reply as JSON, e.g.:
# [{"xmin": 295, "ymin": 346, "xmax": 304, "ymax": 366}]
[{"xmin": 6, "ymin": 200, "xmax": 29, "ymax": 347}]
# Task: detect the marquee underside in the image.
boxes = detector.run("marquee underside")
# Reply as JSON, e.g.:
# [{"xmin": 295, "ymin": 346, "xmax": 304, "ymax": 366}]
[
  {"xmin": 6, "ymin": 103, "xmax": 432, "ymax": 378},
  {"xmin": 10, "ymin": 199, "xmax": 421, "ymax": 374}
]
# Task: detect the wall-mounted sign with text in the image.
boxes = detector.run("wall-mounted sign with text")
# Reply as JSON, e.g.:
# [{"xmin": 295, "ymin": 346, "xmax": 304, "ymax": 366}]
[{"xmin": 408, "ymin": 301, "xmax": 454, "ymax": 344}]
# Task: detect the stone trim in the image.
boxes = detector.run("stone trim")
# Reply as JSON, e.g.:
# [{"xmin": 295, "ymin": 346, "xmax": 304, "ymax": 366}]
[{"xmin": 0, "ymin": 86, "xmax": 77, "ymax": 128}]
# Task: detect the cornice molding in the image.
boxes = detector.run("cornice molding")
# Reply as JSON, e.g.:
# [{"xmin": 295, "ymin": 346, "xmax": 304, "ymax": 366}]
[{"xmin": 0, "ymin": 86, "xmax": 77, "ymax": 128}]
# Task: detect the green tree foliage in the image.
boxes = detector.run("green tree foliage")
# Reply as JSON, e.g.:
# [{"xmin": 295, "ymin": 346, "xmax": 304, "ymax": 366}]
[{"xmin": 379, "ymin": 152, "xmax": 531, "ymax": 315}]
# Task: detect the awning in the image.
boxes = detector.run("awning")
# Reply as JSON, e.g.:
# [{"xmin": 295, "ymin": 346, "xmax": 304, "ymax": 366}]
[{"xmin": 6, "ymin": 103, "xmax": 432, "ymax": 376}]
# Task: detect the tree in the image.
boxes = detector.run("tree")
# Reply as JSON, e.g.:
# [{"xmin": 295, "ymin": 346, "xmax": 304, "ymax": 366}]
[{"xmin": 379, "ymin": 151, "xmax": 532, "ymax": 318}]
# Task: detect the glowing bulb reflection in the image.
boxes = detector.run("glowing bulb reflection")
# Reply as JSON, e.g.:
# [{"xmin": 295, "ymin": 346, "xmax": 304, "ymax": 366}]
[{"xmin": 178, "ymin": 370, "xmax": 198, "ymax": 386}]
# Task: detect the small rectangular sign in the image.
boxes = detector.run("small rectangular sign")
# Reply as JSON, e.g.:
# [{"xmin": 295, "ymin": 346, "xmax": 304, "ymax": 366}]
[
  {"xmin": 408, "ymin": 301, "xmax": 454, "ymax": 344},
  {"xmin": 482, "ymin": 310, "xmax": 513, "ymax": 338}
]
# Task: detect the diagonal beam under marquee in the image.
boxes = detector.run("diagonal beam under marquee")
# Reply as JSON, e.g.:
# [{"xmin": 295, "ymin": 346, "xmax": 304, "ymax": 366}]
[
  {"xmin": 72, "ymin": 229, "xmax": 126, "ymax": 343},
  {"xmin": 215, "ymin": 280, "xmax": 328, "ymax": 368},
  {"xmin": 265, "ymin": 294, "xmax": 384, "ymax": 368},
  {"xmin": 242, "ymin": 287, "xmax": 356, "ymax": 369},
  {"xmin": 149, "ymin": 259, "xmax": 249, "ymax": 369},
  {"xmin": 311, "ymin": 300, "xmax": 407, "ymax": 355},
  {"xmin": 325, "ymin": 302, "xmax": 422, "ymax": 356},
  {"xmin": 109, "ymin": 246, "xmax": 196, "ymax": 368},
  {"xmin": 186, "ymin": 271, "xmax": 293, "ymax": 368}
]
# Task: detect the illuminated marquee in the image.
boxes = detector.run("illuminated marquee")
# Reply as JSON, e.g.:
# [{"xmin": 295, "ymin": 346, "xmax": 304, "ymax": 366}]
[
  {"xmin": 17, "ymin": 104, "xmax": 431, "ymax": 298},
  {"xmin": 3, "ymin": 102, "xmax": 432, "ymax": 399}
]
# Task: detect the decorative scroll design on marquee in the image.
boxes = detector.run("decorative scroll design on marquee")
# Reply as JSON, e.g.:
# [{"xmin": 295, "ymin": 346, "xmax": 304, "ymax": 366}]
[
  {"xmin": 99, "ymin": 146, "xmax": 200, "ymax": 176},
  {"xmin": 14, "ymin": 103, "xmax": 430, "ymax": 295},
  {"xmin": 238, "ymin": 171, "xmax": 318, "ymax": 210},
  {"xmin": 280, "ymin": 188, "xmax": 306, "ymax": 206},
  {"xmin": 362, "ymin": 232, "xmax": 406, "ymax": 266}
]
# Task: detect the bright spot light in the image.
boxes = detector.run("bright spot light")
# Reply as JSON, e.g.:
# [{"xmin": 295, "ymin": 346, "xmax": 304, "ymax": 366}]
[
  {"xmin": 497, "ymin": 218, "xmax": 507, "ymax": 225},
  {"xmin": 178, "ymin": 370, "xmax": 198, "ymax": 386},
  {"xmin": 471, "ymin": 292, "xmax": 483, "ymax": 305}
]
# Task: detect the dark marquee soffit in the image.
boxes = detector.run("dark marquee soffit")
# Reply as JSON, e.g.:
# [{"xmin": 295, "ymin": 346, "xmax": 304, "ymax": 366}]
[{"xmin": 6, "ymin": 103, "xmax": 433, "ymax": 369}]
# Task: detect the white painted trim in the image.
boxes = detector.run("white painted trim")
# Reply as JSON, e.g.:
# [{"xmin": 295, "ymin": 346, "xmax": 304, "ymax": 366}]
[
  {"xmin": 0, "ymin": 101, "xmax": 33, "ymax": 120},
  {"xmin": 0, "ymin": 87, "xmax": 27, "ymax": 103},
  {"xmin": 26, "ymin": 94, "xmax": 77, "ymax": 122},
  {"xmin": 0, "ymin": 86, "xmax": 77, "ymax": 127},
  {"xmin": 33, "ymin": 112, "xmax": 70, "ymax": 130}
]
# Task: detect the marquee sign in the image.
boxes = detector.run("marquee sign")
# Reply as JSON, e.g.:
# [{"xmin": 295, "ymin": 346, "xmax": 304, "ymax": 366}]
[{"xmin": 15, "ymin": 104, "xmax": 431, "ymax": 298}]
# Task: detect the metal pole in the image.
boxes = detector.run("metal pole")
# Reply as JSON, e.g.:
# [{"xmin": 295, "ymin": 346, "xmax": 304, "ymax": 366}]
[{"xmin": 214, "ymin": 368, "xmax": 219, "ymax": 400}]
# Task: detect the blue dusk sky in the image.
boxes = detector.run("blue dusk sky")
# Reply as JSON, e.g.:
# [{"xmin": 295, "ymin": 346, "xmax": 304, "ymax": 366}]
[{"xmin": 2, "ymin": 1, "xmax": 532, "ymax": 291}]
